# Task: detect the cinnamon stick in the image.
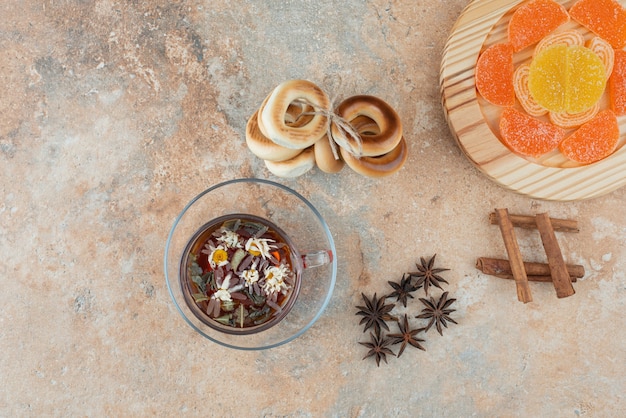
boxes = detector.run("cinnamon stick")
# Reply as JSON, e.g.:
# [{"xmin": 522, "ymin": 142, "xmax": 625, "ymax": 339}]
[
  {"xmin": 535, "ymin": 213, "xmax": 576, "ymax": 298},
  {"xmin": 489, "ymin": 212, "xmax": 579, "ymax": 233},
  {"xmin": 475, "ymin": 257, "xmax": 584, "ymax": 280},
  {"xmin": 492, "ymin": 274, "xmax": 577, "ymax": 283},
  {"xmin": 495, "ymin": 208, "xmax": 532, "ymax": 303}
]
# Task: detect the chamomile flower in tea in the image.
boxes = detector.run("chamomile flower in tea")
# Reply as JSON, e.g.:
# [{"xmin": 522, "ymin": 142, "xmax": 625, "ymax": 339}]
[
  {"xmin": 263, "ymin": 264, "xmax": 291, "ymax": 295},
  {"xmin": 202, "ymin": 243, "xmax": 230, "ymax": 268},
  {"xmin": 245, "ymin": 237, "xmax": 276, "ymax": 259},
  {"xmin": 241, "ymin": 261, "xmax": 261, "ymax": 287},
  {"xmin": 215, "ymin": 228, "xmax": 244, "ymax": 249}
]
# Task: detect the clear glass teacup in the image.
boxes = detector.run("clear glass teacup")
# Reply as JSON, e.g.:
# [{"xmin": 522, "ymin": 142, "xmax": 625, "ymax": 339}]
[{"xmin": 164, "ymin": 179, "xmax": 337, "ymax": 350}]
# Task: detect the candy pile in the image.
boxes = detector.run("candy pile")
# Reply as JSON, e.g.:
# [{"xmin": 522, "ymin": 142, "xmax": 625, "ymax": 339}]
[
  {"xmin": 245, "ymin": 79, "xmax": 408, "ymax": 178},
  {"xmin": 474, "ymin": 0, "xmax": 626, "ymax": 165}
]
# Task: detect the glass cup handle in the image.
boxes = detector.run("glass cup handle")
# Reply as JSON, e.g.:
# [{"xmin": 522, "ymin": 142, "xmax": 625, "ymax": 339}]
[{"xmin": 302, "ymin": 250, "xmax": 333, "ymax": 269}]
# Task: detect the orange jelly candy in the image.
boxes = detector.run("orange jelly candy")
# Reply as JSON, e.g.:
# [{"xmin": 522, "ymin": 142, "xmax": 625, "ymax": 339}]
[
  {"xmin": 609, "ymin": 49, "xmax": 626, "ymax": 116},
  {"xmin": 528, "ymin": 44, "xmax": 606, "ymax": 114},
  {"xmin": 570, "ymin": 0, "xmax": 626, "ymax": 50},
  {"xmin": 508, "ymin": 0, "xmax": 569, "ymax": 52},
  {"xmin": 499, "ymin": 108, "xmax": 565, "ymax": 157},
  {"xmin": 475, "ymin": 43, "xmax": 515, "ymax": 107},
  {"xmin": 559, "ymin": 109, "xmax": 620, "ymax": 164}
]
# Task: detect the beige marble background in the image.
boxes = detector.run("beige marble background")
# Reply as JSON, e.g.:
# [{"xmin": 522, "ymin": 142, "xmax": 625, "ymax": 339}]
[{"xmin": 1, "ymin": 0, "xmax": 625, "ymax": 416}]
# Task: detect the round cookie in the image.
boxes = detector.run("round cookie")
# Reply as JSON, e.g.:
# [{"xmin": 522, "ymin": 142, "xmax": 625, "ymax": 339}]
[
  {"xmin": 314, "ymin": 135, "xmax": 344, "ymax": 174},
  {"xmin": 265, "ymin": 147, "xmax": 316, "ymax": 178},
  {"xmin": 341, "ymin": 136, "xmax": 408, "ymax": 178},
  {"xmin": 260, "ymin": 80, "xmax": 330, "ymax": 149},
  {"xmin": 331, "ymin": 95, "xmax": 403, "ymax": 157},
  {"xmin": 246, "ymin": 110, "xmax": 302, "ymax": 162}
]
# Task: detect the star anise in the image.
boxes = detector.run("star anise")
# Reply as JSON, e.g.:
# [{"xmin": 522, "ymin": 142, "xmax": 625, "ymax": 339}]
[
  {"xmin": 355, "ymin": 293, "xmax": 396, "ymax": 334},
  {"xmin": 416, "ymin": 291, "xmax": 457, "ymax": 335},
  {"xmin": 359, "ymin": 330, "xmax": 396, "ymax": 366},
  {"xmin": 408, "ymin": 254, "xmax": 450, "ymax": 296},
  {"xmin": 386, "ymin": 273, "xmax": 420, "ymax": 307},
  {"xmin": 387, "ymin": 314, "xmax": 426, "ymax": 357}
]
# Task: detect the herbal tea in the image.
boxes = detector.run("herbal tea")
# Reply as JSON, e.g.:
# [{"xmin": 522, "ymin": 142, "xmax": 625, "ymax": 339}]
[{"xmin": 181, "ymin": 214, "xmax": 301, "ymax": 333}]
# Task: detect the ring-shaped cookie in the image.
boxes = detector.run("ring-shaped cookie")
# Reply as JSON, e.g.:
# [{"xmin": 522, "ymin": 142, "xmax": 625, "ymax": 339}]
[
  {"xmin": 314, "ymin": 135, "xmax": 344, "ymax": 174},
  {"xmin": 257, "ymin": 93, "xmax": 315, "ymax": 139},
  {"xmin": 246, "ymin": 110, "xmax": 302, "ymax": 162},
  {"xmin": 260, "ymin": 80, "xmax": 330, "ymax": 150},
  {"xmin": 331, "ymin": 95, "xmax": 402, "ymax": 157},
  {"xmin": 341, "ymin": 136, "xmax": 408, "ymax": 178},
  {"xmin": 264, "ymin": 147, "xmax": 316, "ymax": 178},
  {"xmin": 349, "ymin": 115, "xmax": 381, "ymax": 136}
]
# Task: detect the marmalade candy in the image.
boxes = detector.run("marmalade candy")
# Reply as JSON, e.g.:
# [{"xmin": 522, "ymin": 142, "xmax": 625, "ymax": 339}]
[
  {"xmin": 570, "ymin": 0, "xmax": 626, "ymax": 50},
  {"xmin": 475, "ymin": 43, "xmax": 515, "ymax": 107},
  {"xmin": 549, "ymin": 103, "xmax": 600, "ymax": 129},
  {"xmin": 499, "ymin": 108, "xmax": 565, "ymax": 157},
  {"xmin": 559, "ymin": 109, "xmax": 620, "ymax": 164},
  {"xmin": 513, "ymin": 64, "xmax": 547, "ymax": 117},
  {"xmin": 528, "ymin": 44, "xmax": 606, "ymax": 114},
  {"xmin": 534, "ymin": 29, "xmax": 584, "ymax": 57},
  {"xmin": 587, "ymin": 36, "xmax": 615, "ymax": 79},
  {"xmin": 508, "ymin": 0, "xmax": 569, "ymax": 52},
  {"xmin": 609, "ymin": 49, "xmax": 626, "ymax": 116}
]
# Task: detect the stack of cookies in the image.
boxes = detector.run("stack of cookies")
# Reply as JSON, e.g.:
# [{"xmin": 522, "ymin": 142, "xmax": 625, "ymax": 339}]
[{"xmin": 245, "ymin": 79, "xmax": 408, "ymax": 178}]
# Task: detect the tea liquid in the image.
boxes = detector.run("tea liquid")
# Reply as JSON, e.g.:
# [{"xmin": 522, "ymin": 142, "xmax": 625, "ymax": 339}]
[{"xmin": 182, "ymin": 214, "xmax": 301, "ymax": 332}]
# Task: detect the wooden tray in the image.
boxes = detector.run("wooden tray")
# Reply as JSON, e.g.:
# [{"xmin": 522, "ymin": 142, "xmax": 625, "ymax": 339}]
[{"xmin": 440, "ymin": 0, "xmax": 626, "ymax": 201}]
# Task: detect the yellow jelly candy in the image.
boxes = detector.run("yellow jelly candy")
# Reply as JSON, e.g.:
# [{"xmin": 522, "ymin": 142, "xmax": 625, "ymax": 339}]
[{"xmin": 528, "ymin": 44, "xmax": 606, "ymax": 113}]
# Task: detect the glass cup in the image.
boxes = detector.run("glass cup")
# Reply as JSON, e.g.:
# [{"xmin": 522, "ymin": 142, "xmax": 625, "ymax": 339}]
[{"xmin": 164, "ymin": 178, "xmax": 337, "ymax": 350}]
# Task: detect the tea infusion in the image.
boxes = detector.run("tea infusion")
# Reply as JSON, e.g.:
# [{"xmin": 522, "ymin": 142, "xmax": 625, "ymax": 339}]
[{"xmin": 185, "ymin": 216, "xmax": 299, "ymax": 329}]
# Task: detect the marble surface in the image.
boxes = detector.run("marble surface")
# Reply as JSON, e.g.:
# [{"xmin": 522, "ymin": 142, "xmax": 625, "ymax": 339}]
[{"xmin": 2, "ymin": 0, "xmax": 625, "ymax": 416}]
